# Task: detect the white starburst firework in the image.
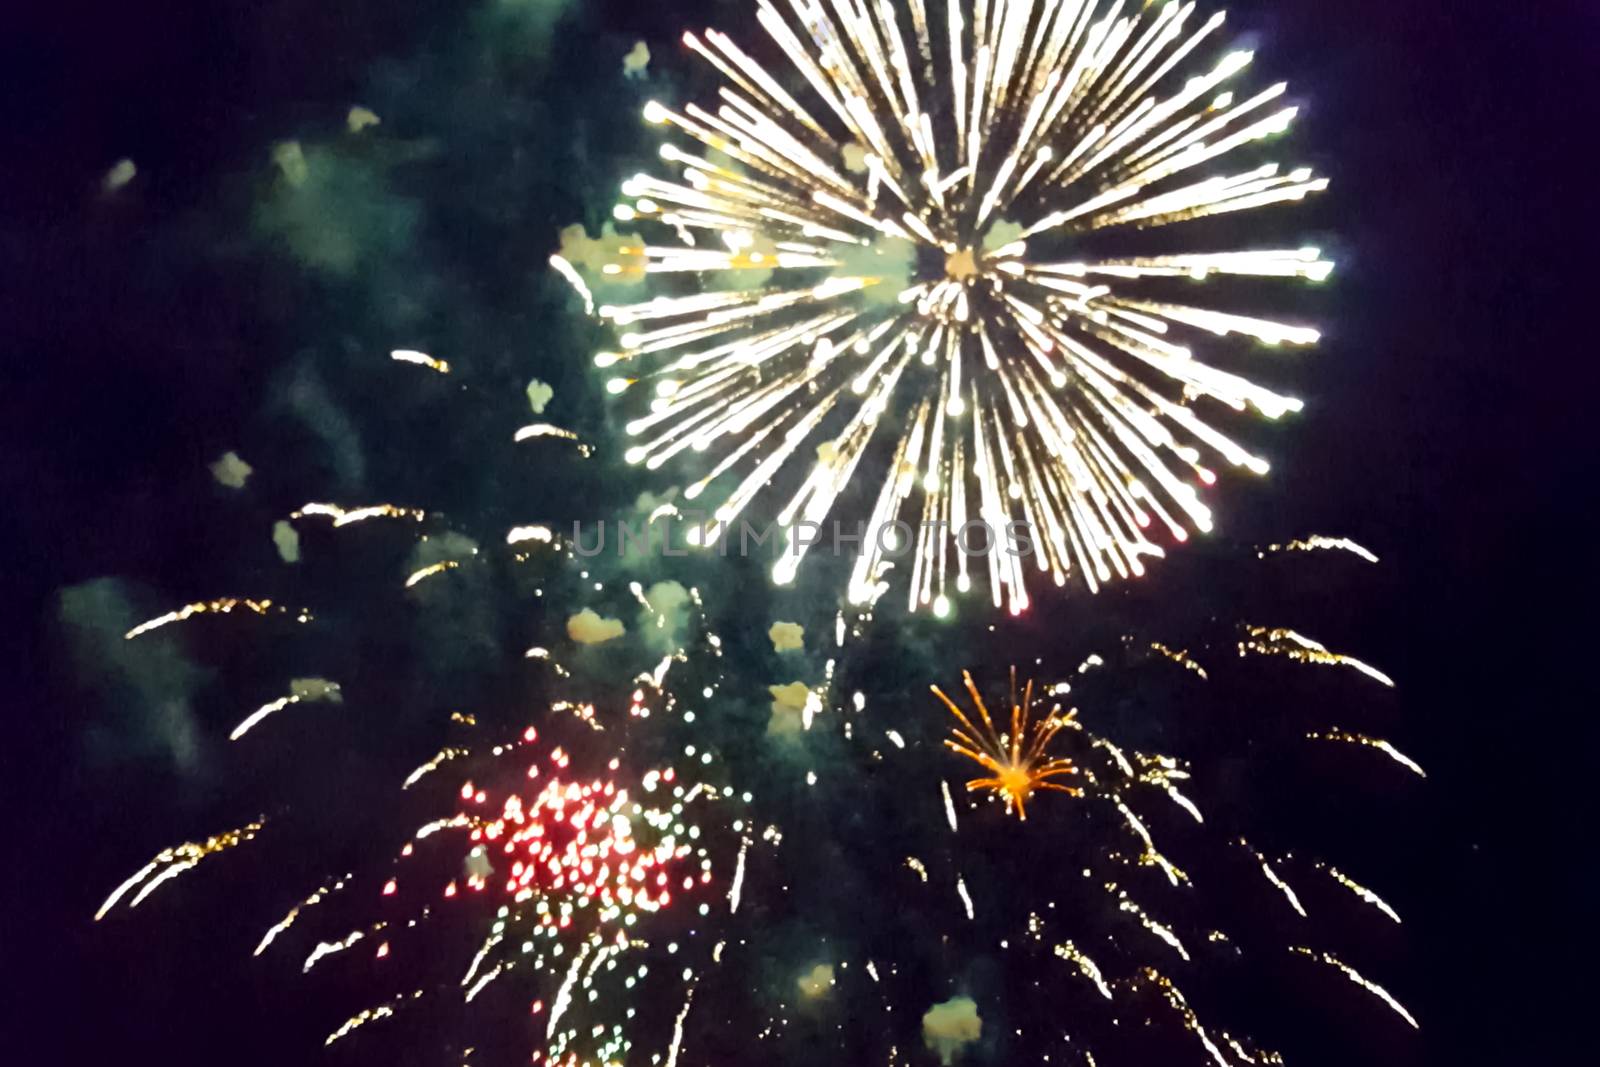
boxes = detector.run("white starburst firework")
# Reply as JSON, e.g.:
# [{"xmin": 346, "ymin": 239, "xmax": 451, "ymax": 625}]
[{"xmin": 581, "ymin": 0, "xmax": 1330, "ymax": 615}]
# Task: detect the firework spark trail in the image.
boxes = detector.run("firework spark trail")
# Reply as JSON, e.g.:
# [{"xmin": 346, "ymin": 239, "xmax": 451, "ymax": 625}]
[
  {"xmin": 524, "ymin": 646, "xmax": 574, "ymax": 681},
  {"xmin": 231, "ymin": 680, "xmax": 342, "ymax": 741},
  {"xmin": 325, "ymin": 991, "xmax": 422, "ymax": 1046},
  {"xmin": 728, "ymin": 837, "xmax": 749, "ymax": 913},
  {"xmin": 585, "ymin": 0, "xmax": 1329, "ymax": 614},
  {"xmin": 1112, "ymin": 885, "xmax": 1190, "ymax": 960},
  {"xmin": 464, "ymin": 960, "xmax": 507, "ymax": 1002},
  {"xmin": 664, "ymin": 983, "xmax": 696, "ymax": 1067},
  {"xmin": 232, "ymin": 694, "xmax": 300, "ymax": 740},
  {"xmin": 1239, "ymin": 626, "xmax": 1395, "ymax": 687},
  {"xmin": 1315, "ymin": 863, "xmax": 1403, "ymax": 923},
  {"xmin": 1259, "ymin": 535, "xmax": 1379, "ymax": 562},
  {"xmin": 1289, "ymin": 947, "xmax": 1419, "ymax": 1029},
  {"xmin": 1112, "ymin": 796, "xmax": 1187, "ymax": 886},
  {"xmin": 255, "ymin": 876, "xmax": 349, "ymax": 955},
  {"xmin": 292, "ymin": 502, "xmax": 426, "ymax": 526},
  {"xmin": 513, "ymin": 423, "xmax": 582, "ymax": 443},
  {"xmin": 1132, "ymin": 751, "xmax": 1205, "ymax": 823},
  {"xmin": 1150, "ymin": 641, "xmax": 1208, "ymax": 678},
  {"xmin": 955, "ymin": 875, "xmax": 975, "ymax": 920},
  {"xmin": 305, "ymin": 927, "xmax": 372, "ymax": 972},
  {"xmin": 390, "ymin": 349, "xmax": 451, "ymax": 373},
  {"xmin": 514, "ymin": 423, "xmax": 595, "ymax": 457},
  {"xmin": 96, "ymin": 820, "xmax": 266, "ymax": 919},
  {"xmin": 405, "ymin": 559, "xmax": 461, "ymax": 587},
  {"xmin": 403, "ymin": 747, "xmax": 469, "ymax": 789},
  {"xmin": 124, "ymin": 598, "xmax": 306, "ymax": 639},
  {"xmin": 1240, "ymin": 839, "xmax": 1308, "ymax": 917},
  {"xmin": 1137, "ymin": 968, "xmax": 1241, "ymax": 1067},
  {"xmin": 1308, "ymin": 729, "xmax": 1426, "ymax": 777},
  {"xmin": 549, "ymin": 254, "xmax": 595, "ymax": 314},
  {"xmin": 1054, "ymin": 941, "xmax": 1113, "ymax": 1000},
  {"xmin": 507, "ymin": 524, "xmax": 556, "ymax": 545}
]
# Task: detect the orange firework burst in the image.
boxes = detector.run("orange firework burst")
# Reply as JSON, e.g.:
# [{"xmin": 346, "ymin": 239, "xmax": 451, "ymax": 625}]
[{"xmin": 932, "ymin": 668, "xmax": 1082, "ymax": 820}]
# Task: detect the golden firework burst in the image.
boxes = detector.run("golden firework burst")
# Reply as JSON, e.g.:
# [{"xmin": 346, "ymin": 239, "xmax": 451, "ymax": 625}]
[
  {"xmin": 572, "ymin": 0, "xmax": 1332, "ymax": 616},
  {"xmin": 933, "ymin": 667, "xmax": 1081, "ymax": 819}
]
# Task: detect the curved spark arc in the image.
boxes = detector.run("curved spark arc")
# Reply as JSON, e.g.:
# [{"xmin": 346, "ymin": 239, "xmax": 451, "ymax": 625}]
[{"xmin": 595, "ymin": 0, "xmax": 1329, "ymax": 614}]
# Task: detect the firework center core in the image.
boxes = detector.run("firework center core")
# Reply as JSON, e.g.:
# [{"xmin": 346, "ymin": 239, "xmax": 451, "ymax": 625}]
[
  {"xmin": 998, "ymin": 764, "xmax": 1034, "ymax": 801},
  {"xmin": 915, "ymin": 240, "xmax": 984, "ymax": 283},
  {"xmin": 944, "ymin": 247, "xmax": 982, "ymax": 282}
]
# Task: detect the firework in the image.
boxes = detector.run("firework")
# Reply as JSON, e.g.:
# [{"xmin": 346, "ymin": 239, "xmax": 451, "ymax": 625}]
[
  {"xmin": 92, "ymin": 510, "xmax": 1417, "ymax": 1064},
  {"xmin": 91, "ymin": 432, "xmax": 765, "ymax": 1062},
  {"xmin": 932, "ymin": 666, "xmax": 1082, "ymax": 819},
  {"xmin": 100, "ymin": 671, "xmax": 746, "ymax": 1062},
  {"xmin": 586, "ymin": 0, "xmax": 1329, "ymax": 614},
  {"xmin": 303, "ymin": 728, "xmax": 741, "ymax": 1064},
  {"xmin": 880, "ymin": 626, "xmax": 1415, "ymax": 1062}
]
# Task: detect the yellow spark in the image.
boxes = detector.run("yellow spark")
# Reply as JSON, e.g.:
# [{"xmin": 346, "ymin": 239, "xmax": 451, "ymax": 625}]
[
  {"xmin": 1135, "ymin": 969, "xmax": 1238, "ymax": 1067},
  {"xmin": 551, "ymin": 700, "xmax": 604, "ymax": 732},
  {"xmin": 1150, "ymin": 642, "xmax": 1208, "ymax": 679},
  {"xmin": 606, "ymin": 1, "xmax": 1329, "ymax": 613}
]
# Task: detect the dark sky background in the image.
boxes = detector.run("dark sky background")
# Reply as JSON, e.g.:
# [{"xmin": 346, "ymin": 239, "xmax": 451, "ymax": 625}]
[{"xmin": 2, "ymin": 0, "xmax": 1595, "ymax": 1064}]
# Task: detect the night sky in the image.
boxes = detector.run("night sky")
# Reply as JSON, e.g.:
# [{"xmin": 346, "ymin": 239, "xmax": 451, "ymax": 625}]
[{"xmin": 2, "ymin": 1, "xmax": 1593, "ymax": 1064}]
